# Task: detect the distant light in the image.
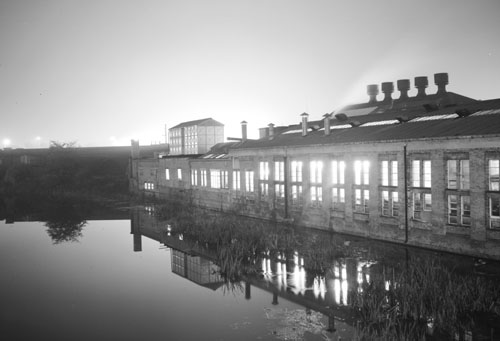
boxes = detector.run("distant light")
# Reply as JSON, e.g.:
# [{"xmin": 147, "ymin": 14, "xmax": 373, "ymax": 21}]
[{"xmin": 2, "ymin": 138, "xmax": 11, "ymax": 147}]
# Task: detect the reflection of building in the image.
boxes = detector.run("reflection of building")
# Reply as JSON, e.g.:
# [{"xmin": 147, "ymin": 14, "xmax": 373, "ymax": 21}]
[
  {"xmin": 171, "ymin": 249, "xmax": 224, "ymax": 290},
  {"xmin": 130, "ymin": 73, "xmax": 500, "ymax": 260}
]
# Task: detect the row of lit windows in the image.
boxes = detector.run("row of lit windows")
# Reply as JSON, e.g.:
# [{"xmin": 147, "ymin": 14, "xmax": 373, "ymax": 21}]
[
  {"xmin": 165, "ymin": 168, "xmax": 182, "ymax": 181},
  {"xmin": 144, "ymin": 182, "xmax": 155, "ymax": 190},
  {"xmin": 159, "ymin": 157, "xmax": 500, "ymax": 229}
]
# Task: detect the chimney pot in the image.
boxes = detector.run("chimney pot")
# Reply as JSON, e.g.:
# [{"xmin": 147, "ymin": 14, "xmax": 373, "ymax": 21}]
[
  {"xmin": 301, "ymin": 113, "xmax": 309, "ymax": 137},
  {"xmin": 268, "ymin": 123, "xmax": 274, "ymax": 138},
  {"xmin": 397, "ymin": 79, "xmax": 410, "ymax": 100},
  {"xmin": 241, "ymin": 121, "xmax": 247, "ymax": 141},
  {"xmin": 323, "ymin": 113, "xmax": 332, "ymax": 136},
  {"xmin": 381, "ymin": 82, "xmax": 394, "ymax": 103},
  {"xmin": 434, "ymin": 72, "xmax": 449, "ymax": 95},
  {"xmin": 367, "ymin": 84, "xmax": 379, "ymax": 103},
  {"xmin": 414, "ymin": 76, "xmax": 428, "ymax": 98}
]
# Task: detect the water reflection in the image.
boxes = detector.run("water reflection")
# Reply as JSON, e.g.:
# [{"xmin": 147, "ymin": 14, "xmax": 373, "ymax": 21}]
[
  {"xmin": 44, "ymin": 202, "xmax": 87, "ymax": 244},
  {"xmin": 132, "ymin": 204, "xmax": 500, "ymax": 340}
]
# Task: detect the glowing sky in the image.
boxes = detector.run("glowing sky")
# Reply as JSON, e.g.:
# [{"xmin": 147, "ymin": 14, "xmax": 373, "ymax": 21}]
[{"xmin": 1, "ymin": 0, "xmax": 499, "ymax": 148}]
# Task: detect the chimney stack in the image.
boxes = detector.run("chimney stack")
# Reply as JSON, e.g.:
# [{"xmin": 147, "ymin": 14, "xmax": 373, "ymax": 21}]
[
  {"xmin": 367, "ymin": 84, "xmax": 379, "ymax": 103},
  {"xmin": 268, "ymin": 123, "xmax": 274, "ymax": 138},
  {"xmin": 397, "ymin": 79, "xmax": 410, "ymax": 100},
  {"xmin": 301, "ymin": 113, "xmax": 309, "ymax": 137},
  {"xmin": 414, "ymin": 76, "xmax": 428, "ymax": 98},
  {"xmin": 381, "ymin": 82, "xmax": 394, "ymax": 103},
  {"xmin": 434, "ymin": 72, "xmax": 449, "ymax": 95},
  {"xmin": 323, "ymin": 113, "xmax": 332, "ymax": 136},
  {"xmin": 241, "ymin": 121, "xmax": 247, "ymax": 141}
]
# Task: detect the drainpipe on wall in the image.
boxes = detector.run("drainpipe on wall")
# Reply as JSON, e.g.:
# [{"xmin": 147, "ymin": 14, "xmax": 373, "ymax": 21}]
[
  {"xmin": 404, "ymin": 144, "xmax": 409, "ymax": 243},
  {"xmin": 284, "ymin": 150, "xmax": 289, "ymax": 219}
]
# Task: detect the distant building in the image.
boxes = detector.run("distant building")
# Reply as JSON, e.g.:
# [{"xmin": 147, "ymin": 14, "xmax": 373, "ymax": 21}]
[
  {"xmin": 168, "ymin": 118, "xmax": 224, "ymax": 155},
  {"xmin": 130, "ymin": 73, "xmax": 500, "ymax": 260}
]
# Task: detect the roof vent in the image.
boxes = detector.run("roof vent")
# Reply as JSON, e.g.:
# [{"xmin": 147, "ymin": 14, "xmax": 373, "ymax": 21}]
[
  {"xmin": 434, "ymin": 73, "xmax": 449, "ymax": 95},
  {"xmin": 414, "ymin": 76, "xmax": 428, "ymax": 98},
  {"xmin": 381, "ymin": 82, "xmax": 394, "ymax": 103},
  {"xmin": 397, "ymin": 79, "xmax": 410, "ymax": 100},
  {"xmin": 367, "ymin": 84, "xmax": 379, "ymax": 103}
]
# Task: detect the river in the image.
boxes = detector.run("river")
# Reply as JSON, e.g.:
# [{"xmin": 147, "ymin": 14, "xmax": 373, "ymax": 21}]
[{"xmin": 1, "ymin": 201, "xmax": 499, "ymax": 340}]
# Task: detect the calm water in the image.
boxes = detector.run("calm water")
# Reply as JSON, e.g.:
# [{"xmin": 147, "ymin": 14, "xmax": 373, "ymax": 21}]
[
  {"xmin": 1, "ymin": 204, "xmax": 500, "ymax": 340},
  {"xmin": 0, "ymin": 212, "xmax": 344, "ymax": 340}
]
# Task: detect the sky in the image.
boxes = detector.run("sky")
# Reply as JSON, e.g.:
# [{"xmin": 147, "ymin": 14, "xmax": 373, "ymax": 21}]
[{"xmin": 1, "ymin": 0, "xmax": 500, "ymax": 148}]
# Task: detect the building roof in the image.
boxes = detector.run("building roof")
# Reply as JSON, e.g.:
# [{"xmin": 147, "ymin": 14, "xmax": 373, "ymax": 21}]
[
  {"xmin": 232, "ymin": 98, "xmax": 500, "ymax": 150},
  {"xmin": 169, "ymin": 118, "xmax": 224, "ymax": 130}
]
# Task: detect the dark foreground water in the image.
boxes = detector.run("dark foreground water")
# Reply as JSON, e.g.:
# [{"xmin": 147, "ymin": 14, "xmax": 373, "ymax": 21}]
[{"xmin": 1, "ymin": 203, "xmax": 500, "ymax": 340}]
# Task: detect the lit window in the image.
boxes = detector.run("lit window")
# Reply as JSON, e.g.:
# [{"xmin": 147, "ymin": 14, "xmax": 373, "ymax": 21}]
[
  {"xmin": 291, "ymin": 161, "xmax": 303, "ymax": 182},
  {"xmin": 259, "ymin": 162, "xmax": 269, "ymax": 180},
  {"xmin": 275, "ymin": 184, "xmax": 285, "ymax": 198},
  {"xmin": 191, "ymin": 169, "xmax": 198, "ymax": 186},
  {"xmin": 354, "ymin": 160, "xmax": 370, "ymax": 185},
  {"xmin": 233, "ymin": 170, "xmax": 241, "ymax": 190},
  {"xmin": 210, "ymin": 169, "xmax": 221, "ymax": 189},
  {"xmin": 165, "ymin": 168, "xmax": 170, "ymax": 180},
  {"xmin": 201, "ymin": 169, "xmax": 207, "ymax": 187},
  {"xmin": 275, "ymin": 161, "xmax": 284, "ymax": 181},
  {"xmin": 332, "ymin": 160, "xmax": 346, "ymax": 210},
  {"xmin": 381, "ymin": 160, "xmax": 398, "ymax": 187},
  {"xmin": 310, "ymin": 161, "xmax": 323, "ymax": 206},
  {"xmin": 260, "ymin": 183, "xmax": 269, "ymax": 197},
  {"xmin": 221, "ymin": 170, "xmax": 229, "ymax": 189},
  {"xmin": 412, "ymin": 159, "xmax": 431, "ymax": 188},
  {"xmin": 292, "ymin": 185, "xmax": 302, "ymax": 204},
  {"xmin": 489, "ymin": 160, "xmax": 500, "ymax": 191},
  {"xmin": 490, "ymin": 196, "xmax": 500, "ymax": 229},
  {"xmin": 447, "ymin": 159, "xmax": 469, "ymax": 190},
  {"xmin": 355, "ymin": 189, "xmax": 369, "ymax": 213},
  {"xmin": 382, "ymin": 190, "xmax": 399, "ymax": 217},
  {"xmin": 245, "ymin": 170, "xmax": 254, "ymax": 192},
  {"xmin": 177, "ymin": 168, "xmax": 182, "ymax": 180},
  {"xmin": 413, "ymin": 192, "xmax": 432, "ymax": 220},
  {"xmin": 310, "ymin": 160, "xmax": 323, "ymax": 183}
]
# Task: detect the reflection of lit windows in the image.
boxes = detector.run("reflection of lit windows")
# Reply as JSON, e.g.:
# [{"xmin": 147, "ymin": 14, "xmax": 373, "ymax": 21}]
[{"xmin": 489, "ymin": 159, "xmax": 500, "ymax": 191}]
